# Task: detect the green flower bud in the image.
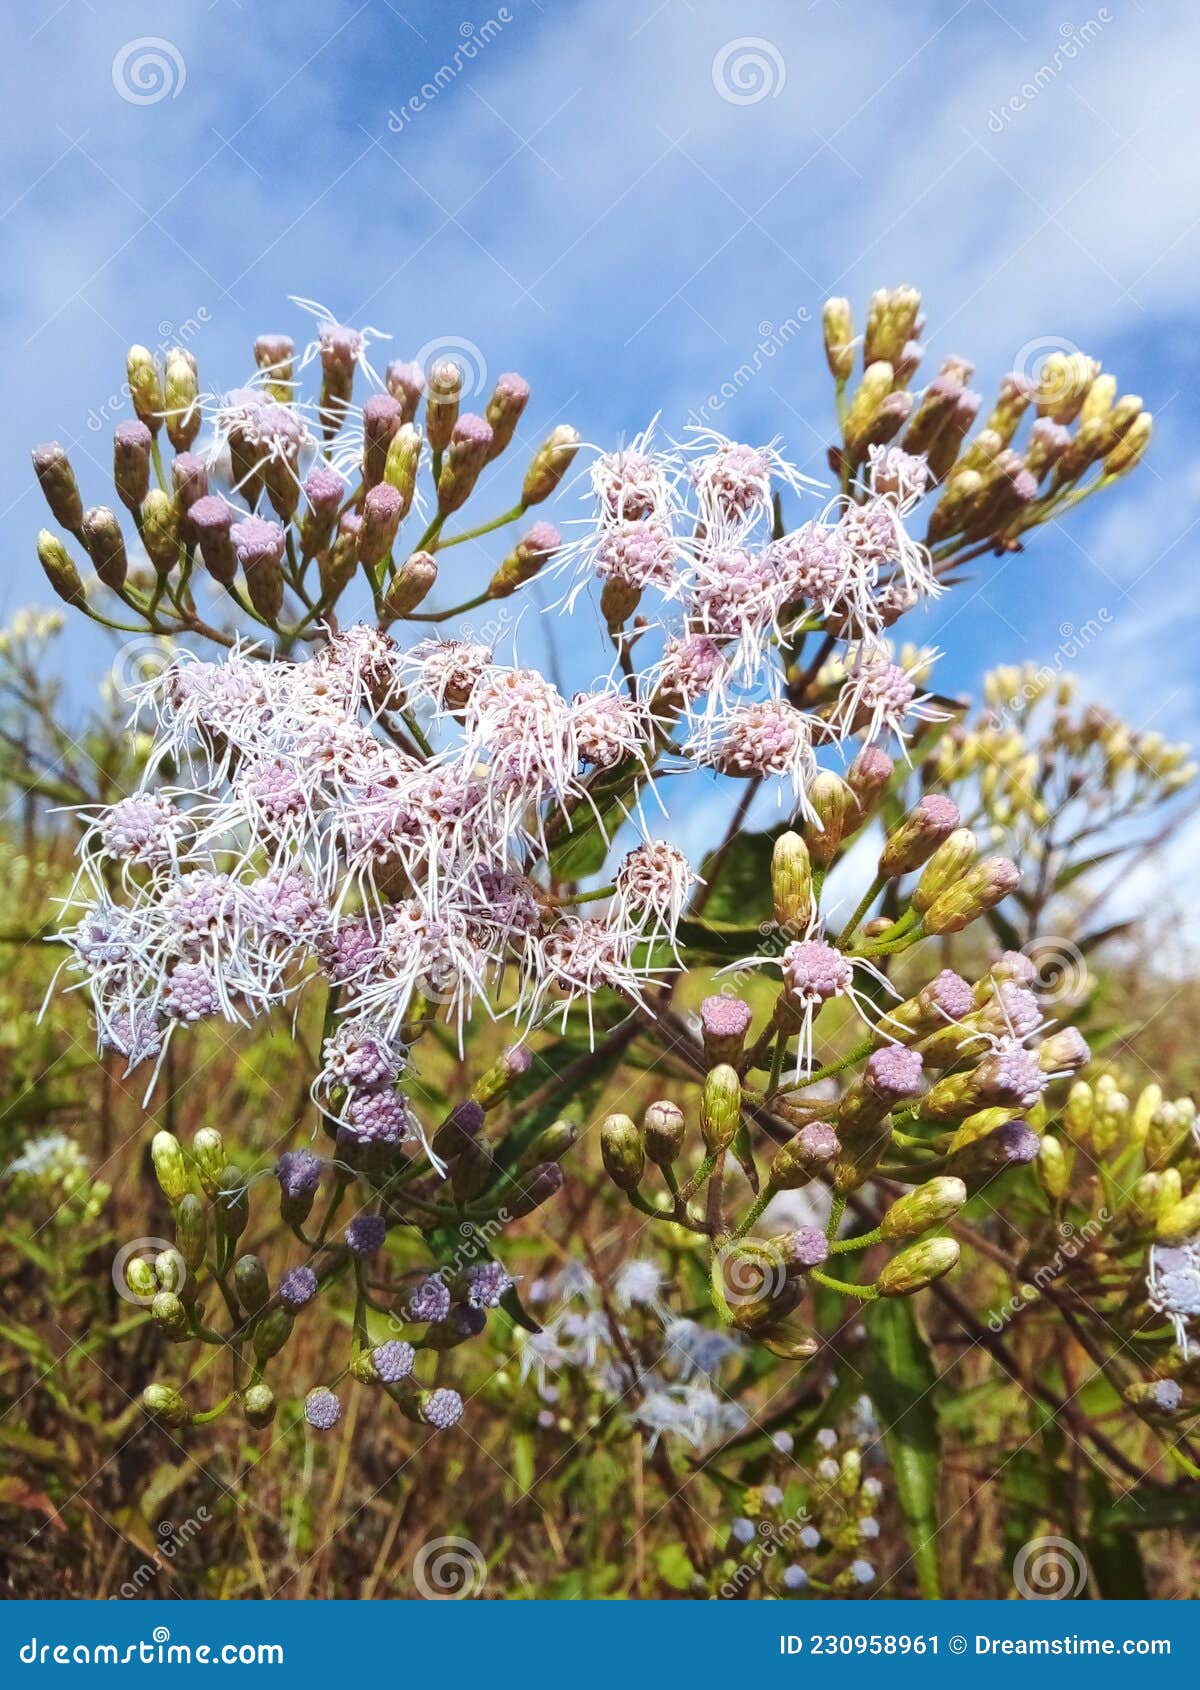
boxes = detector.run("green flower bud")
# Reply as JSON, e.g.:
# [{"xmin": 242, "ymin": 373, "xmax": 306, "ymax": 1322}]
[
  {"xmin": 243, "ymin": 1383, "xmax": 277, "ymax": 1428},
  {"xmin": 125, "ymin": 1255, "xmax": 159, "ymax": 1302},
  {"xmin": 804, "ymin": 773, "xmax": 854, "ymax": 868},
  {"xmin": 770, "ymin": 1122, "xmax": 839, "ymax": 1189},
  {"xmin": 317, "ymin": 520, "xmax": 359, "ymax": 600},
  {"xmin": 838, "ymin": 1446, "xmax": 863, "ymax": 1497},
  {"xmin": 876, "ymin": 1237, "xmax": 960, "ymax": 1297},
  {"xmin": 771, "ymin": 832, "xmax": 813, "ymax": 931},
  {"xmin": 489, "ymin": 524, "xmax": 559, "ymax": 598},
  {"xmin": 880, "ymin": 1177, "xmax": 967, "ymax": 1241},
  {"xmin": 1127, "ymin": 1171, "xmax": 1163, "ymax": 1229},
  {"xmin": 192, "ymin": 1128, "xmax": 225, "ymax": 1198},
  {"xmin": 701, "ymin": 1064, "xmax": 742, "ymax": 1154},
  {"xmin": 1104, "ymin": 411, "xmax": 1151, "ymax": 475},
  {"xmin": 516, "ymin": 1118, "xmax": 578, "ymax": 1172},
  {"xmin": 601, "ymin": 1113, "xmax": 645, "ymax": 1192},
  {"xmin": 843, "ymin": 360, "xmax": 894, "ymax": 456},
  {"xmin": 126, "ymin": 345, "xmax": 165, "ymax": 432},
  {"xmin": 174, "ymin": 1193, "xmax": 207, "ymax": 1271},
  {"xmin": 911, "ymin": 828, "xmax": 977, "ymax": 915},
  {"xmin": 522, "ymin": 426, "xmax": 580, "ymax": 506},
  {"xmin": 349, "ymin": 1350, "xmax": 380, "ymax": 1384},
  {"xmin": 214, "ymin": 1164, "xmax": 249, "ymax": 1239},
  {"xmin": 151, "ymin": 1290, "xmax": 189, "ymax": 1339},
  {"xmin": 822, "ymin": 297, "xmax": 855, "ymax": 383},
  {"xmin": 163, "ymin": 348, "xmax": 201, "ymax": 451},
  {"xmin": 879, "ymin": 796, "xmax": 961, "ymax": 878},
  {"xmin": 1131, "ymin": 1084, "xmax": 1163, "ymax": 1144},
  {"xmin": 383, "ymin": 422, "xmax": 422, "ymax": 514},
  {"xmin": 140, "ymin": 489, "xmax": 179, "ymax": 572},
  {"xmin": 642, "ymin": 1100, "xmax": 686, "ymax": 1166},
  {"xmin": 81, "ymin": 506, "xmax": 128, "ymax": 591},
  {"xmin": 36, "ymin": 530, "xmax": 86, "ymax": 607},
  {"xmin": 234, "ymin": 1254, "xmax": 270, "ymax": 1314},
  {"xmin": 921, "ymin": 856, "xmax": 1019, "ymax": 935},
  {"xmin": 1156, "ymin": 1191, "xmax": 1200, "ymax": 1244},
  {"xmin": 1144, "ymin": 1104, "xmax": 1194, "ymax": 1171},
  {"xmin": 863, "ymin": 286, "xmax": 921, "ymax": 369},
  {"xmin": 1123, "ymin": 1378, "xmax": 1184, "ymax": 1417},
  {"xmin": 151, "ymin": 1130, "xmax": 189, "ymax": 1205},
  {"xmin": 155, "ymin": 1247, "xmax": 187, "ymax": 1294},
  {"xmin": 142, "ymin": 1382, "xmax": 189, "ymax": 1426},
  {"xmin": 425, "ymin": 360, "xmax": 462, "ymax": 452},
  {"xmin": 600, "ymin": 576, "xmax": 642, "ymax": 630},
  {"xmin": 32, "ymin": 442, "xmax": 84, "ymax": 530},
  {"xmin": 253, "ymin": 1306, "xmax": 294, "ymax": 1361},
  {"xmin": 254, "ymin": 333, "xmax": 294, "ymax": 403},
  {"xmin": 1036, "ymin": 1135, "xmax": 1071, "ymax": 1204}
]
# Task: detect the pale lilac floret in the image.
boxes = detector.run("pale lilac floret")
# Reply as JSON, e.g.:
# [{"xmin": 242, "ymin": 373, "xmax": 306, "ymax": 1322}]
[
  {"xmin": 466, "ymin": 1260, "xmax": 513, "ymax": 1309},
  {"xmin": 927, "ymin": 969, "xmax": 975, "ymax": 1022},
  {"xmin": 98, "ymin": 793, "xmax": 183, "ymax": 866},
  {"xmin": 279, "ymin": 1265, "xmax": 318, "ymax": 1309},
  {"xmin": 163, "ymin": 960, "xmax": 221, "ymax": 1023},
  {"xmin": 1146, "ymin": 1239, "xmax": 1200, "ymax": 1357},
  {"xmin": 304, "ymin": 1387, "xmax": 342, "ymax": 1430},
  {"xmin": 373, "ymin": 1339, "xmax": 415, "ymax": 1383},
  {"xmin": 231, "ymin": 515, "xmax": 286, "ymax": 568},
  {"xmin": 343, "ymin": 1089, "xmax": 412, "ymax": 1145},
  {"xmin": 345, "ymin": 1214, "xmax": 388, "ymax": 1256},
  {"xmin": 408, "ymin": 1276, "xmax": 452, "ymax": 1324},
  {"xmin": 782, "ymin": 939, "xmax": 853, "ymax": 1006},
  {"xmin": 976, "ymin": 1041, "xmax": 1047, "ymax": 1108},
  {"xmin": 423, "ymin": 1387, "xmax": 464, "ymax": 1430},
  {"xmin": 701, "ymin": 995, "xmax": 753, "ymax": 1040},
  {"xmin": 864, "ymin": 1044, "xmax": 924, "ymax": 1102},
  {"xmin": 276, "ymin": 1149, "xmax": 323, "ymax": 1200}
]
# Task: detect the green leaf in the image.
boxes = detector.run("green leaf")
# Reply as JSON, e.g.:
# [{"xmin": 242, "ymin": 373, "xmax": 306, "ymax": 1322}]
[
  {"xmin": 499, "ymin": 1282, "xmax": 542, "ymax": 1335},
  {"xmin": 655, "ymin": 1541, "xmax": 697, "ymax": 1592},
  {"xmin": 697, "ymin": 829, "xmax": 777, "ymax": 925},
  {"xmin": 1095, "ymin": 1484, "xmax": 1200, "ymax": 1533},
  {"xmin": 862, "ymin": 1298, "xmax": 942, "ymax": 1598}
]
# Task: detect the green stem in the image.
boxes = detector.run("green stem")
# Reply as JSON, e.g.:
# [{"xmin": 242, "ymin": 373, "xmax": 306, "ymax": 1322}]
[
  {"xmin": 836, "ymin": 874, "xmax": 887, "ymax": 947},
  {"xmin": 811, "ymin": 1268, "xmax": 878, "ymax": 1300},
  {"xmin": 436, "ymin": 502, "xmax": 526, "ymax": 549}
]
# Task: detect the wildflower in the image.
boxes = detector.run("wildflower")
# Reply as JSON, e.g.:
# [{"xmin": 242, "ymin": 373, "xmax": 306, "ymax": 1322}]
[
  {"xmin": 304, "ymin": 1387, "xmax": 342, "ymax": 1431},
  {"xmin": 373, "ymin": 1339, "xmax": 416, "ymax": 1383},
  {"xmin": 408, "ymin": 1276, "xmax": 452, "ymax": 1324},
  {"xmin": 1146, "ymin": 1239, "xmax": 1200, "ymax": 1357},
  {"xmin": 279, "ymin": 1266, "xmax": 318, "ymax": 1309},
  {"xmin": 345, "ymin": 1214, "xmax": 388, "ymax": 1256}
]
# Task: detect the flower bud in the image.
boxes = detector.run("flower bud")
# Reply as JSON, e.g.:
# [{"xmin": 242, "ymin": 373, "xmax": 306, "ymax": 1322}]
[
  {"xmin": 1145, "ymin": 1103, "xmax": 1194, "ymax": 1170},
  {"xmin": 701, "ymin": 1064, "xmax": 741, "ymax": 1153},
  {"xmin": 319, "ymin": 516, "xmax": 361, "ymax": 600},
  {"xmin": 125, "ymin": 1255, "xmax": 158, "ymax": 1302},
  {"xmin": 471, "ymin": 1045, "xmax": 530, "ymax": 1111},
  {"xmin": 770, "ymin": 1121, "xmax": 839, "ymax": 1189},
  {"xmin": 507, "ymin": 1161, "xmax": 563, "ymax": 1217},
  {"xmin": 425, "ymin": 360, "xmax": 463, "ymax": 452},
  {"xmin": 231, "ymin": 515, "xmax": 285, "ymax": 620},
  {"xmin": 361, "ymin": 392, "xmax": 403, "ymax": 489},
  {"xmin": 126, "ymin": 345, "xmax": 165, "ymax": 432},
  {"xmin": 879, "ymin": 795, "xmax": 960, "ymax": 878},
  {"xmin": 214, "ymin": 1163, "xmax": 249, "ymax": 1239},
  {"xmin": 880, "ymin": 1177, "xmax": 966, "ymax": 1241},
  {"xmin": 191, "ymin": 1128, "xmax": 224, "ymax": 1196},
  {"xmin": 189, "ymin": 496, "xmax": 237, "ymax": 584},
  {"xmin": 299, "ymin": 466, "xmax": 343, "ymax": 559},
  {"xmin": 1037, "ymin": 1027, "xmax": 1090, "ymax": 1075},
  {"xmin": 80, "ymin": 506, "xmax": 128, "ymax": 591},
  {"xmin": 876, "ymin": 1237, "xmax": 959, "ymax": 1297},
  {"xmin": 438, "ymin": 413, "xmax": 494, "ymax": 514},
  {"xmin": 642, "ymin": 1099, "xmax": 686, "ymax": 1165},
  {"xmin": 382, "ymin": 550, "xmax": 438, "ymax": 619},
  {"xmin": 774, "ymin": 1226, "xmax": 829, "ymax": 1272},
  {"xmin": 385, "ymin": 359, "xmax": 425, "ymax": 421},
  {"xmin": 846, "ymin": 745, "xmax": 893, "ymax": 813},
  {"xmin": 516, "ymin": 1118, "xmax": 578, "ymax": 1172},
  {"xmin": 113, "ymin": 419, "xmax": 153, "ymax": 510},
  {"xmin": 945, "ymin": 1118, "xmax": 1039, "ymax": 1189},
  {"xmin": 489, "ymin": 522, "xmax": 560, "ymax": 597},
  {"xmin": 1123, "ymin": 1379, "xmax": 1183, "ymax": 1417},
  {"xmin": 175, "ymin": 1193, "xmax": 207, "ymax": 1271},
  {"xmin": 522, "ymin": 426, "xmax": 580, "ymax": 506},
  {"xmin": 600, "ymin": 1113, "xmax": 644, "ymax": 1191},
  {"xmin": 164, "ymin": 348, "xmax": 201, "ymax": 451},
  {"xmin": 243, "ymin": 1383, "xmax": 277, "ymax": 1428},
  {"xmin": 141, "ymin": 489, "xmax": 179, "ymax": 572},
  {"xmin": 234, "ymin": 1254, "xmax": 270, "ymax": 1314},
  {"xmin": 921, "ymin": 856, "xmax": 1019, "ymax": 935},
  {"xmin": 485, "ymin": 372, "xmax": 531, "ymax": 460},
  {"xmin": 879, "ymin": 969, "xmax": 974, "ymax": 1048},
  {"xmin": 254, "ymin": 334, "xmax": 294, "ymax": 402},
  {"xmin": 805, "ymin": 773, "xmax": 854, "ymax": 867},
  {"xmin": 142, "ymin": 1382, "xmax": 189, "ymax": 1426},
  {"xmin": 822, "ymin": 298, "xmax": 855, "ymax": 382},
  {"xmin": 1156, "ymin": 1191, "xmax": 1200, "ymax": 1245},
  {"xmin": 253, "ymin": 1306, "xmax": 294, "ymax": 1361},
  {"xmin": 911, "ymin": 829, "xmax": 977, "ymax": 915},
  {"xmin": 1104, "ymin": 411, "xmax": 1152, "ymax": 475},
  {"xmin": 358, "ymin": 481, "xmax": 405, "ymax": 569},
  {"xmin": 699, "ymin": 995, "xmax": 753, "ymax": 1067},
  {"xmin": 838, "ymin": 1046, "xmax": 924, "ymax": 1142},
  {"xmin": 384, "ymin": 423, "xmax": 422, "ymax": 513},
  {"xmin": 600, "ymin": 576, "xmax": 642, "ymax": 629},
  {"xmin": 864, "ymin": 287, "xmax": 921, "ymax": 369},
  {"xmin": 151, "ymin": 1130, "xmax": 189, "ymax": 1204},
  {"xmin": 451, "ymin": 1133, "xmax": 494, "ymax": 1205},
  {"xmin": 36, "ymin": 531, "xmax": 86, "ymax": 606},
  {"xmin": 1036, "ymin": 1134, "xmax": 1071, "ymax": 1204},
  {"xmin": 32, "ymin": 443, "xmax": 84, "ymax": 530},
  {"xmin": 771, "ymin": 831, "xmax": 813, "ymax": 930},
  {"xmin": 151, "ymin": 1290, "xmax": 189, "ymax": 1339},
  {"xmin": 843, "ymin": 361, "xmax": 894, "ymax": 456}
]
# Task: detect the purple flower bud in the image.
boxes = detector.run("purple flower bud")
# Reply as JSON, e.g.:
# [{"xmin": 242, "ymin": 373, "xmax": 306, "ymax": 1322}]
[
  {"xmin": 700, "ymin": 994, "xmax": 754, "ymax": 1064},
  {"xmin": 362, "ymin": 393, "xmax": 403, "ymax": 488},
  {"xmin": 276, "ymin": 1148, "xmax": 323, "ymax": 1200},
  {"xmin": 485, "ymin": 371, "xmax": 531, "ymax": 460},
  {"xmin": 32, "ymin": 442, "xmax": 84, "ymax": 529},
  {"xmin": 113, "ymin": 420, "xmax": 153, "ymax": 510},
  {"xmin": 385, "ymin": 359, "xmax": 426, "ymax": 423},
  {"xmin": 504, "ymin": 1043, "xmax": 532, "ymax": 1077},
  {"xmin": 407, "ymin": 1276, "xmax": 451, "ymax": 1324},
  {"xmin": 304, "ymin": 1387, "xmax": 342, "ymax": 1431},
  {"xmin": 345, "ymin": 1213, "xmax": 388, "ymax": 1257},
  {"xmin": 847, "ymin": 745, "xmax": 893, "ymax": 813},
  {"xmin": 232, "ymin": 515, "xmax": 286, "ymax": 620},
  {"xmin": 171, "ymin": 452, "xmax": 209, "ymax": 523},
  {"xmin": 279, "ymin": 1265, "xmax": 318, "ymax": 1309},
  {"xmin": 865, "ymin": 1045, "xmax": 924, "ymax": 1103},
  {"xmin": 507, "ymin": 1160, "xmax": 563, "ymax": 1217},
  {"xmin": 879, "ymin": 794, "xmax": 960, "ymax": 877},
  {"xmin": 372, "ymin": 1339, "xmax": 415, "ymax": 1383},
  {"xmin": 189, "ymin": 494, "xmax": 237, "ymax": 583},
  {"xmin": 927, "ymin": 969, "xmax": 975, "ymax": 1021},
  {"xmin": 358, "ymin": 481, "xmax": 404, "ymax": 569},
  {"xmin": 779, "ymin": 1226, "xmax": 829, "ymax": 1270},
  {"xmin": 421, "ymin": 1387, "xmax": 463, "ymax": 1430},
  {"xmin": 438, "ymin": 413, "xmax": 494, "ymax": 515},
  {"xmin": 432, "ymin": 1100, "xmax": 486, "ymax": 1161},
  {"xmin": 465, "ymin": 1260, "xmax": 512, "ymax": 1309}
]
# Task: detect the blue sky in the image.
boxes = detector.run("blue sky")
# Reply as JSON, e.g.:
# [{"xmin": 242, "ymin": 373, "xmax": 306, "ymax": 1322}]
[{"xmin": 5, "ymin": 0, "xmax": 1200, "ymax": 764}]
